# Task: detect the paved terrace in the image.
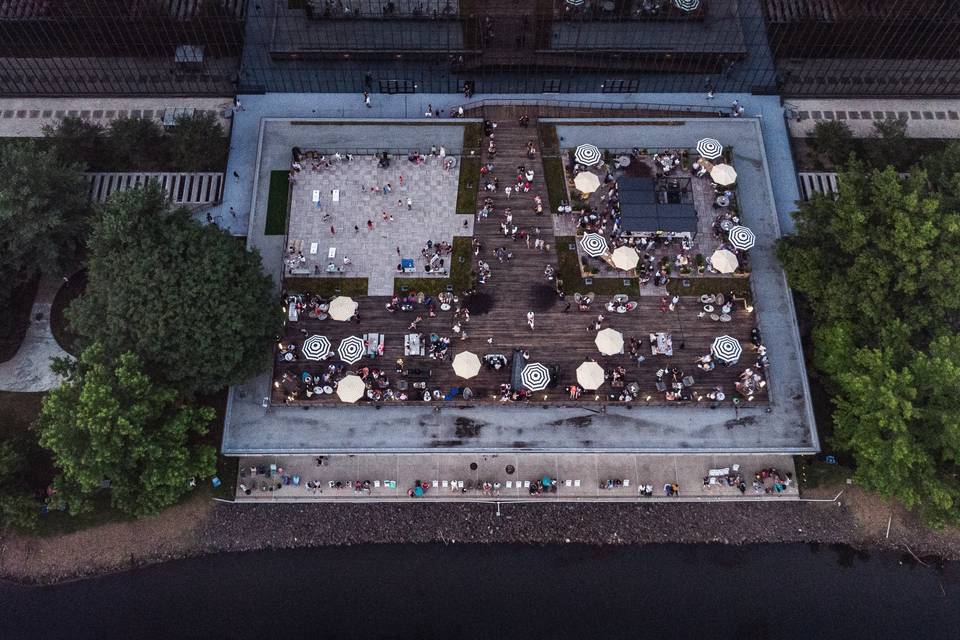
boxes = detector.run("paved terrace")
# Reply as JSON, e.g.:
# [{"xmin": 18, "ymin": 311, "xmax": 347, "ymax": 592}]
[
  {"xmin": 223, "ymin": 102, "xmax": 814, "ymax": 454},
  {"xmin": 233, "ymin": 453, "xmax": 798, "ymax": 502}
]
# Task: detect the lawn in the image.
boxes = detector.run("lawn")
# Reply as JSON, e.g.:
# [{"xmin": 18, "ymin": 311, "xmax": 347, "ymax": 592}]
[
  {"xmin": 456, "ymin": 156, "xmax": 481, "ymax": 214},
  {"xmin": 542, "ymin": 157, "xmax": 567, "ymax": 213},
  {"xmin": 538, "ymin": 123, "xmax": 559, "ymax": 155},
  {"xmin": 394, "ymin": 237, "xmax": 474, "ymax": 295},
  {"xmin": 555, "ymin": 236, "xmax": 636, "ymax": 295},
  {"xmin": 284, "ymin": 277, "xmax": 369, "ymax": 298},
  {"xmin": 0, "ymin": 276, "xmax": 38, "ymax": 363},
  {"xmin": 264, "ymin": 170, "xmax": 291, "ymax": 235}
]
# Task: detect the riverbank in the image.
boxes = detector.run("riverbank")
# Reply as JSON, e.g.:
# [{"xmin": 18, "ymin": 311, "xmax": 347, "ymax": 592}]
[{"xmin": 2, "ymin": 484, "xmax": 958, "ymax": 585}]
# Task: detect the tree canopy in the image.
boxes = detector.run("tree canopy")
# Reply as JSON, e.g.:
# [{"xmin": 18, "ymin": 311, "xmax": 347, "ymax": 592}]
[
  {"xmin": 170, "ymin": 112, "xmax": 227, "ymax": 171},
  {"xmin": 0, "ymin": 140, "xmax": 90, "ymax": 304},
  {"xmin": 67, "ymin": 184, "xmax": 280, "ymax": 394},
  {"xmin": 36, "ymin": 344, "xmax": 217, "ymax": 517},
  {"xmin": 779, "ymin": 157, "xmax": 960, "ymax": 526}
]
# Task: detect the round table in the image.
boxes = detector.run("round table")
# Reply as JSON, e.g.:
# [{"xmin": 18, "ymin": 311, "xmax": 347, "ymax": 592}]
[
  {"xmin": 703, "ymin": 304, "xmax": 715, "ymax": 313},
  {"xmin": 720, "ymin": 219, "xmax": 735, "ymax": 231},
  {"xmin": 283, "ymin": 352, "xmax": 294, "ymax": 361},
  {"xmin": 720, "ymin": 314, "xmax": 732, "ymax": 322},
  {"xmin": 616, "ymin": 155, "xmax": 631, "ymax": 167},
  {"xmin": 716, "ymin": 195, "xmax": 730, "ymax": 207},
  {"xmin": 710, "ymin": 313, "xmax": 720, "ymax": 321},
  {"xmin": 313, "ymin": 386, "xmax": 324, "ymax": 395},
  {"xmin": 323, "ymin": 385, "xmax": 333, "ymax": 394},
  {"xmin": 715, "ymin": 392, "xmax": 726, "ymax": 401},
  {"xmin": 616, "ymin": 306, "xmax": 627, "ymax": 314},
  {"xmin": 699, "ymin": 294, "xmax": 715, "ymax": 304},
  {"xmin": 440, "ymin": 303, "xmax": 451, "ymax": 311}
]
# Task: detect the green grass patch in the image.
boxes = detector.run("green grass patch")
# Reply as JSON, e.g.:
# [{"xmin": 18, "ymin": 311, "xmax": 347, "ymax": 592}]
[
  {"xmin": 666, "ymin": 276, "xmax": 752, "ymax": 299},
  {"xmin": 463, "ymin": 122, "xmax": 483, "ymax": 152},
  {"xmin": 395, "ymin": 237, "xmax": 474, "ymax": 295},
  {"xmin": 555, "ymin": 236, "xmax": 635, "ymax": 295},
  {"xmin": 538, "ymin": 124, "xmax": 559, "ymax": 155},
  {"xmin": 283, "ymin": 277, "xmax": 369, "ymax": 298},
  {"xmin": 456, "ymin": 156, "xmax": 481, "ymax": 214},
  {"xmin": 795, "ymin": 456, "xmax": 852, "ymax": 490},
  {"xmin": 264, "ymin": 170, "xmax": 291, "ymax": 236},
  {"xmin": 542, "ymin": 156, "xmax": 567, "ymax": 213}
]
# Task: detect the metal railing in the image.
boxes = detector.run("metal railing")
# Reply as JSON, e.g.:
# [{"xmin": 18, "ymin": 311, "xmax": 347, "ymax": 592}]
[{"xmin": 459, "ymin": 97, "xmax": 724, "ymax": 116}]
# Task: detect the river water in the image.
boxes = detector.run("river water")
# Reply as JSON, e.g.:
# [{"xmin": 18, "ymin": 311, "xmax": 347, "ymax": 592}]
[{"xmin": 1, "ymin": 543, "xmax": 957, "ymax": 639}]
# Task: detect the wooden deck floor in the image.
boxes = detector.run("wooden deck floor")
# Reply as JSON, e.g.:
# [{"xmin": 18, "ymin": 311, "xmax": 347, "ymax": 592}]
[{"xmin": 274, "ymin": 108, "xmax": 766, "ymax": 406}]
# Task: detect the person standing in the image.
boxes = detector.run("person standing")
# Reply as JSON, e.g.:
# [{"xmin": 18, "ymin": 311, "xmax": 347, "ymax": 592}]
[
  {"xmin": 407, "ymin": 197, "xmax": 412, "ymax": 210},
  {"xmin": 363, "ymin": 90, "xmax": 371, "ymax": 108},
  {"xmin": 527, "ymin": 311, "xmax": 535, "ymax": 331}
]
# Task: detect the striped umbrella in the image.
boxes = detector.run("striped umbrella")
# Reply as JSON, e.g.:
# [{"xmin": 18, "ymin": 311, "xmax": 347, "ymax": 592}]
[
  {"xmin": 521, "ymin": 362, "xmax": 551, "ymax": 392},
  {"xmin": 338, "ymin": 335, "xmax": 365, "ymax": 364},
  {"xmin": 301, "ymin": 335, "xmax": 331, "ymax": 361},
  {"xmin": 711, "ymin": 335, "xmax": 743, "ymax": 365},
  {"xmin": 674, "ymin": 0, "xmax": 701, "ymax": 11},
  {"xmin": 696, "ymin": 137, "xmax": 723, "ymax": 160},
  {"xmin": 565, "ymin": 0, "xmax": 585, "ymax": 5},
  {"xmin": 580, "ymin": 233, "xmax": 608, "ymax": 257},
  {"xmin": 574, "ymin": 143, "xmax": 602, "ymax": 166},
  {"xmin": 728, "ymin": 225, "xmax": 756, "ymax": 251}
]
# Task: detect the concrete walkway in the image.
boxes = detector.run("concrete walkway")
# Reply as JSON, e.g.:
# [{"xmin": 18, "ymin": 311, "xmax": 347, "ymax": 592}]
[
  {"xmin": 234, "ymin": 453, "xmax": 798, "ymax": 503},
  {"xmin": 0, "ymin": 278, "xmax": 73, "ymax": 392},
  {"xmin": 786, "ymin": 97, "xmax": 960, "ymax": 138}
]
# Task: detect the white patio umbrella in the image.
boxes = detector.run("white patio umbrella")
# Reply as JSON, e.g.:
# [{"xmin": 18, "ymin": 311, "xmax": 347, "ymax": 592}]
[
  {"xmin": 452, "ymin": 351, "xmax": 481, "ymax": 379},
  {"xmin": 576, "ymin": 361, "xmax": 605, "ymax": 390},
  {"xmin": 336, "ymin": 374, "xmax": 365, "ymax": 403},
  {"xmin": 565, "ymin": 0, "xmax": 585, "ymax": 5},
  {"xmin": 337, "ymin": 335, "xmax": 365, "ymax": 364},
  {"xmin": 710, "ymin": 248, "xmax": 739, "ymax": 274},
  {"xmin": 574, "ymin": 171, "xmax": 601, "ymax": 194},
  {"xmin": 611, "ymin": 245, "xmax": 640, "ymax": 270},
  {"xmin": 301, "ymin": 335, "xmax": 331, "ymax": 361},
  {"xmin": 521, "ymin": 362, "xmax": 551, "ymax": 392},
  {"xmin": 328, "ymin": 296, "xmax": 358, "ymax": 321},
  {"xmin": 710, "ymin": 163, "xmax": 738, "ymax": 186},
  {"xmin": 711, "ymin": 335, "xmax": 743, "ymax": 365},
  {"xmin": 579, "ymin": 232, "xmax": 608, "ymax": 257},
  {"xmin": 595, "ymin": 328, "xmax": 624, "ymax": 356},
  {"xmin": 574, "ymin": 143, "xmax": 602, "ymax": 166},
  {"xmin": 696, "ymin": 137, "xmax": 723, "ymax": 160},
  {"xmin": 674, "ymin": 0, "xmax": 701, "ymax": 11},
  {"xmin": 728, "ymin": 225, "xmax": 756, "ymax": 251}
]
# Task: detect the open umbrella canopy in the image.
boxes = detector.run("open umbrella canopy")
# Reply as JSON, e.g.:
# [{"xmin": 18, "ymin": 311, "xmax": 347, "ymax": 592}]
[
  {"xmin": 728, "ymin": 225, "xmax": 756, "ymax": 251},
  {"xmin": 579, "ymin": 232, "xmax": 608, "ymax": 257},
  {"xmin": 336, "ymin": 374, "xmax": 365, "ymax": 403},
  {"xmin": 696, "ymin": 137, "xmax": 723, "ymax": 160},
  {"xmin": 521, "ymin": 362, "xmax": 551, "ymax": 391},
  {"xmin": 574, "ymin": 143, "xmax": 602, "ymax": 166},
  {"xmin": 576, "ymin": 361, "xmax": 605, "ymax": 390},
  {"xmin": 711, "ymin": 335, "xmax": 743, "ymax": 364},
  {"xmin": 338, "ymin": 335, "xmax": 365, "ymax": 364},
  {"xmin": 328, "ymin": 296, "xmax": 358, "ymax": 321},
  {"xmin": 301, "ymin": 335, "xmax": 331, "ymax": 361},
  {"xmin": 595, "ymin": 328, "xmax": 624, "ymax": 355},
  {"xmin": 674, "ymin": 0, "xmax": 701, "ymax": 12},
  {"xmin": 452, "ymin": 351, "xmax": 481, "ymax": 379},
  {"xmin": 574, "ymin": 171, "xmax": 601, "ymax": 194},
  {"xmin": 710, "ymin": 248, "xmax": 739, "ymax": 274},
  {"xmin": 710, "ymin": 163, "xmax": 738, "ymax": 186},
  {"xmin": 611, "ymin": 246, "xmax": 640, "ymax": 270}
]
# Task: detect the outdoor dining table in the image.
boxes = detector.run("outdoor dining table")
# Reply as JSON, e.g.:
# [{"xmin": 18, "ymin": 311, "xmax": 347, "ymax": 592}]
[
  {"xmin": 283, "ymin": 352, "xmax": 294, "ymax": 361},
  {"xmin": 703, "ymin": 304, "xmax": 715, "ymax": 313},
  {"xmin": 720, "ymin": 219, "xmax": 735, "ymax": 231},
  {"xmin": 440, "ymin": 303, "xmax": 451, "ymax": 311},
  {"xmin": 700, "ymin": 294, "xmax": 716, "ymax": 304},
  {"xmin": 720, "ymin": 314, "xmax": 732, "ymax": 322},
  {"xmin": 616, "ymin": 306, "xmax": 627, "ymax": 313},
  {"xmin": 716, "ymin": 195, "xmax": 730, "ymax": 207},
  {"xmin": 323, "ymin": 385, "xmax": 333, "ymax": 394}
]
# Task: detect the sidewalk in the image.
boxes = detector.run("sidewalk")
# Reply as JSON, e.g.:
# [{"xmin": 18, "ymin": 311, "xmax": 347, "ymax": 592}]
[
  {"xmin": 785, "ymin": 98, "xmax": 960, "ymax": 138},
  {"xmin": 0, "ymin": 278, "xmax": 73, "ymax": 392},
  {"xmin": 233, "ymin": 453, "xmax": 799, "ymax": 502}
]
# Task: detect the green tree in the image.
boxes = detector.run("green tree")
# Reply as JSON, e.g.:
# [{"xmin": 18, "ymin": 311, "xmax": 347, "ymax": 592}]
[
  {"xmin": 170, "ymin": 112, "xmax": 226, "ymax": 171},
  {"xmin": 68, "ymin": 184, "xmax": 280, "ymax": 394},
  {"xmin": 36, "ymin": 344, "xmax": 216, "ymax": 517},
  {"xmin": 923, "ymin": 140, "xmax": 960, "ymax": 210},
  {"xmin": 107, "ymin": 116, "xmax": 166, "ymax": 170},
  {"xmin": 0, "ymin": 140, "xmax": 91, "ymax": 304},
  {"xmin": 809, "ymin": 120, "xmax": 856, "ymax": 168},
  {"xmin": 41, "ymin": 116, "xmax": 106, "ymax": 170},
  {"xmin": 0, "ymin": 440, "xmax": 39, "ymax": 530},
  {"xmin": 866, "ymin": 115, "xmax": 909, "ymax": 170},
  {"xmin": 779, "ymin": 160, "xmax": 960, "ymax": 526}
]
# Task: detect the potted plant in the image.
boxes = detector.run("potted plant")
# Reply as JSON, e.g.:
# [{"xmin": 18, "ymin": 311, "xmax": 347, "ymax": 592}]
[{"xmin": 695, "ymin": 253, "xmax": 706, "ymax": 274}]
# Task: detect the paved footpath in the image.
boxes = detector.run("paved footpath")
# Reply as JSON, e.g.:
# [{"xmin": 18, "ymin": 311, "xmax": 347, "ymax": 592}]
[
  {"xmin": 786, "ymin": 97, "xmax": 960, "ymax": 138},
  {"xmin": 0, "ymin": 278, "xmax": 73, "ymax": 392}
]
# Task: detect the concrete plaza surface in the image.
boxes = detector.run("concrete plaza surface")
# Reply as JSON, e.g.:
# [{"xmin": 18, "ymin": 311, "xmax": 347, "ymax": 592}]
[{"xmin": 234, "ymin": 453, "xmax": 798, "ymax": 502}]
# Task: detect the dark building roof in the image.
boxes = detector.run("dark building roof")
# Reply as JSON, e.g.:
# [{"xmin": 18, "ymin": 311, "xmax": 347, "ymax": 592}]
[{"xmin": 618, "ymin": 177, "xmax": 697, "ymax": 234}]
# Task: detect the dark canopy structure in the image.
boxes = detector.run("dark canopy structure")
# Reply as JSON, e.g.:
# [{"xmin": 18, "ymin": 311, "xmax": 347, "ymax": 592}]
[{"xmin": 618, "ymin": 177, "xmax": 698, "ymax": 237}]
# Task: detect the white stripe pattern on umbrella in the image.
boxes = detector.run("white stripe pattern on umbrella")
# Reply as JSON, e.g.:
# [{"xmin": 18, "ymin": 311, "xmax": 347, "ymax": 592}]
[
  {"xmin": 579, "ymin": 233, "xmax": 608, "ymax": 257},
  {"xmin": 565, "ymin": 0, "xmax": 585, "ymax": 5},
  {"xmin": 338, "ymin": 335, "xmax": 365, "ymax": 364},
  {"xmin": 521, "ymin": 362, "xmax": 551, "ymax": 391},
  {"xmin": 728, "ymin": 225, "xmax": 756, "ymax": 251},
  {"xmin": 711, "ymin": 335, "xmax": 743, "ymax": 364},
  {"xmin": 674, "ymin": 0, "xmax": 701, "ymax": 11},
  {"xmin": 574, "ymin": 143, "xmax": 602, "ymax": 166},
  {"xmin": 696, "ymin": 137, "xmax": 723, "ymax": 160},
  {"xmin": 301, "ymin": 335, "xmax": 331, "ymax": 361}
]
